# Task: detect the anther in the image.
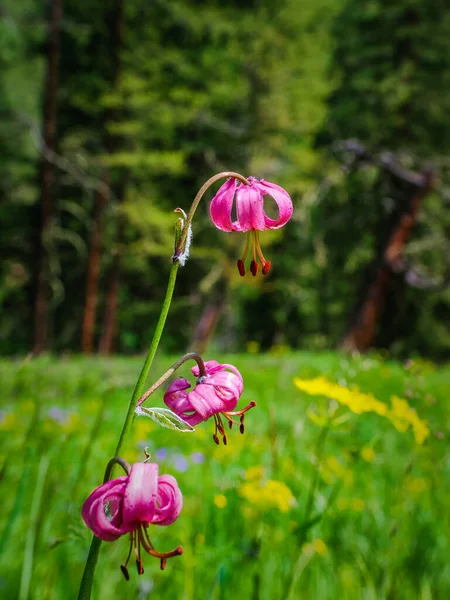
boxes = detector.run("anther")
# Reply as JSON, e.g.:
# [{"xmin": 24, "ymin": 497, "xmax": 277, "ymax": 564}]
[
  {"xmin": 237, "ymin": 259, "xmax": 246, "ymax": 277},
  {"xmin": 120, "ymin": 565, "xmax": 130, "ymax": 581},
  {"xmin": 223, "ymin": 434, "xmax": 227, "ymax": 445},
  {"xmin": 240, "ymin": 423, "xmax": 245, "ymax": 434},
  {"xmin": 228, "ymin": 420, "xmax": 233, "ymax": 429},
  {"xmin": 136, "ymin": 559, "xmax": 144, "ymax": 575},
  {"xmin": 250, "ymin": 260, "xmax": 259, "ymax": 276},
  {"xmin": 262, "ymin": 261, "xmax": 271, "ymax": 275},
  {"xmin": 213, "ymin": 434, "xmax": 220, "ymax": 445},
  {"xmin": 161, "ymin": 558, "xmax": 167, "ymax": 570}
]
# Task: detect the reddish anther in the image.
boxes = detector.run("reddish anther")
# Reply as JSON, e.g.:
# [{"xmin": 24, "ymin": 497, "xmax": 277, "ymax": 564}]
[
  {"xmin": 237, "ymin": 259, "xmax": 246, "ymax": 276},
  {"xmin": 262, "ymin": 261, "xmax": 271, "ymax": 275},
  {"xmin": 250, "ymin": 260, "xmax": 259, "ymax": 276}
]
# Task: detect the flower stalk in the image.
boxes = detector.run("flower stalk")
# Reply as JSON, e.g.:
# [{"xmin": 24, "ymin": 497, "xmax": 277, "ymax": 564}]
[{"xmin": 173, "ymin": 171, "xmax": 249, "ymax": 262}]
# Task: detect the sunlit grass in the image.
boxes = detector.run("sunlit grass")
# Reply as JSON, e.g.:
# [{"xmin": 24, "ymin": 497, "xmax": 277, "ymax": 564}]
[{"xmin": 0, "ymin": 352, "xmax": 449, "ymax": 599}]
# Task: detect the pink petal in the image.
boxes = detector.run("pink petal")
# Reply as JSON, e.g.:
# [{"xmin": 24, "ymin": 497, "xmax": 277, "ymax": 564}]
[
  {"xmin": 154, "ymin": 474, "xmax": 183, "ymax": 525},
  {"xmin": 164, "ymin": 378, "xmax": 200, "ymax": 423},
  {"xmin": 122, "ymin": 463, "xmax": 158, "ymax": 525},
  {"xmin": 235, "ymin": 184, "xmax": 266, "ymax": 231},
  {"xmin": 187, "ymin": 385, "xmax": 226, "ymax": 420},
  {"xmin": 82, "ymin": 477, "xmax": 130, "ymax": 541},
  {"xmin": 210, "ymin": 178, "xmax": 237, "ymax": 232},
  {"xmin": 255, "ymin": 179, "xmax": 293, "ymax": 229}
]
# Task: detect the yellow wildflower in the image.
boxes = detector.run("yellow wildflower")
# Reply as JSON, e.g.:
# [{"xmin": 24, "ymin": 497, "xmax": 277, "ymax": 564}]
[
  {"xmin": 294, "ymin": 377, "xmax": 430, "ymax": 445},
  {"xmin": 387, "ymin": 396, "xmax": 430, "ymax": 444},
  {"xmin": 239, "ymin": 478, "xmax": 294, "ymax": 513},
  {"xmin": 361, "ymin": 446, "xmax": 375, "ymax": 463},
  {"xmin": 312, "ymin": 539, "xmax": 328, "ymax": 556},
  {"xmin": 351, "ymin": 498, "xmax": 365, "ymax": 512},
  {"xmin": 0, "ymin": 413, "xmax": 16, "ymax": 431},
  {"xmin": 293, "ymin": 377, "xmax": 388, "ymax": 416},
  {"xmin": 214, "ymin": 494, "xmax": 227, "ymax": 509},
  {"xmin": 245, "ymin": 465, "xmax": 264, "ymax": 481},
  {"xmin": 405, "ymin": 477, "xmax": 430, "ymax": 494}
]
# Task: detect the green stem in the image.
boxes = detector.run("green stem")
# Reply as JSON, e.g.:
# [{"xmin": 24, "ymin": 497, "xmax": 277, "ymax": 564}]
[
  {"xmin": 136, "ymin": 351, "xmax": 206, "ymax": 407},
  {"xmin": 77, "ymin": 260, "xmax": 180, "ymax": 600},
  {"xmin": 114, "ymin": 260, "xmax": 180, "ymax": 458},
  {"xmin": 77, "ymin": 536, "xmax": 102, "ymax": 600}
]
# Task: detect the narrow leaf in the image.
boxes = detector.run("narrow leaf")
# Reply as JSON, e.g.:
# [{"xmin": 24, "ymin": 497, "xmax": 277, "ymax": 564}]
[{"xmin": 135, "ymin": 406, "xmax": 195, "ymax": 433}]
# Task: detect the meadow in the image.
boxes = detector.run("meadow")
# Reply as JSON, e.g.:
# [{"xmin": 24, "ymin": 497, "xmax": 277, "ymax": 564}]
[{"xmin": 0, "ymin": 352, "xmax": 449, "ymax": 599}]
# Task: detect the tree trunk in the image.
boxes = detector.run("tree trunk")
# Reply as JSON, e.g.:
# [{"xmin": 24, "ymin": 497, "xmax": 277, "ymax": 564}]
[
  {"xmin": 98, "ymin": 253, "xmax": 120, "ymax": 355},
  {"xmin": 98, "ymin": 216, "xmax": 123, "ymax": 355},
  {"xmin": 81, "ymin": 0, "xmax": 124, "ymax": 354},
  {"xmin": 340, "ymin": 170, "xmax": 434, "ymax": 352},
  {"xmin": 81, "ymin": 176, "xmax": 109, "ymax": 354},
  {"xmin": 33, "ymin": 0, "xmax": 62, "ymax": 354}
]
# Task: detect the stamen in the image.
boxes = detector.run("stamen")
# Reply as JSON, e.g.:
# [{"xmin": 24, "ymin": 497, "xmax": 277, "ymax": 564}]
[
  {"xmin": 254, "ymin": 231, "xmax": 271, "ymax": 275},
  {"xmin": 237, "ymin": 232, "xmax": 252, "ymax": 276},
  {"xmin": 223, "ymin": 434, "xmax": 227, "ymax": 445},
  {"xmin": 139, "ymin": 525, "xmax": 183, "ymax": 568},
  {"xmin": 136, "ymin": 559, "xmax": 144, "ymax": 575},
  {"xmin": 224, "ymin": 400, "xmax": 257, "ymax": 417},
  {"xmin": 250, "ymin": 231, "xmax": 259, "ymax": 276},
  {"xmin": 121, "ymin": 532, "xmax": 134, "ymax": 577}
]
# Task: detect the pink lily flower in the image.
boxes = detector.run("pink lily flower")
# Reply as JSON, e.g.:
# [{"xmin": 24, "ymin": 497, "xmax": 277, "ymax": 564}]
[
  {"xmin": 164, "ymin": 360, "xmax": 256, "ymax": 445},
  {"xmin": 210, "ymin": 176, "xmax": 293, "ymax": 276},
  {"xmin": 82, "ymin": 462, "xmax": 183, "ymax": 578}
]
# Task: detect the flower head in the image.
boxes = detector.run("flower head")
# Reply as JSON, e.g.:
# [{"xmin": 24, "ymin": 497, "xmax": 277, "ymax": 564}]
[
  {"xmin": 82, "ymin": 462, "xmax": 183, "ymax": 578},
  {"xmin": 210, "ymin": 176, "xmax": 293, "ymax": 276},
  {"xmin": 164, "ymin": 359, "xmax": 256, "ymax": 444}
]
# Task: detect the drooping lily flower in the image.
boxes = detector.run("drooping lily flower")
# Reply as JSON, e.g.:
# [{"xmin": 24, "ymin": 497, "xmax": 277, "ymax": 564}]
[
  {"xmin": 210, "ymin": 177, "xmax": 293, "ymax": 276},
  {"xmin": 164, "ymin": 360, "xmax": 256, "ymax": 444},
  {"xmin": 82, "ymin": 462, "xmax": 183, "ymax": 578}
]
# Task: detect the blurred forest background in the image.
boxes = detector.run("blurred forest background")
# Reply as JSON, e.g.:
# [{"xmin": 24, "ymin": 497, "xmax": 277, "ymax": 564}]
[{"xmin": 1, "ymin": 0, "xmax": 450, "ymax": 359}]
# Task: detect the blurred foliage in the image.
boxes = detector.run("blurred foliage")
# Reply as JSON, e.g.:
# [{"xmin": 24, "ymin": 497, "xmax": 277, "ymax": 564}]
[
  {"xmin": 0, "ymin": 0, "xmax": 449, "ymax": 357},
  {"xmin": 0, "ymin": 352, "xmax": 448, "ymax": 598}
]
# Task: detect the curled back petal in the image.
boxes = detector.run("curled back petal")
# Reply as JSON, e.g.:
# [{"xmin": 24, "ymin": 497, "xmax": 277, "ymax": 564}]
[
  {"xmin": 256, "ymin": 179, "xmax": 293, "ymax": 229},
  {"xmin": 210, "ymin": 178, "xmax": 237, "ymax": 232},
  {"xmin": 82, "ymin": 478, "xmax": 130, "ymax": 541},
  {"xmin": 164, "ymin": 377, "xmax": 198, "ymax": 420},
  {"xmin": 154, "ymin": 474, "xmax": 183, "ymax": 526}
]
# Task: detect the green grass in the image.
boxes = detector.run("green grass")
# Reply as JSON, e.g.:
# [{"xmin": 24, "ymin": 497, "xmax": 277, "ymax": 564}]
[{"xmin": 0, "ymin": 352, "xmax": 449, "ymax": 599}]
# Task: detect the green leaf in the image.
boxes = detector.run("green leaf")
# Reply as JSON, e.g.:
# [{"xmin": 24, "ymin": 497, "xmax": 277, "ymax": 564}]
[{"xmin": 135, "ymin": 406, "xmax": 195, "ymax": 433}]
